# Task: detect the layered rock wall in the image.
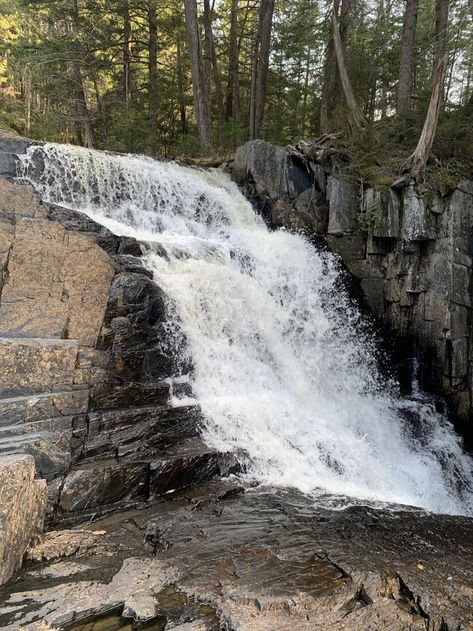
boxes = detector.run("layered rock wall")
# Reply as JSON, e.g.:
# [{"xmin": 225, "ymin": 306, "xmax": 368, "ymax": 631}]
[
  {"xmin": 233, "ymin": 140, "xmax": 473, "ymax": 444},
  {"xmin": 0, "ymin": 132, "xmax": 236, "ymax": 526}
]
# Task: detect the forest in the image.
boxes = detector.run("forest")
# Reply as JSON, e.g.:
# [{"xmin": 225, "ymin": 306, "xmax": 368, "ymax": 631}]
[{"xmin": 0, "ymin": 0, "xmax": 472, "ymax": 177}]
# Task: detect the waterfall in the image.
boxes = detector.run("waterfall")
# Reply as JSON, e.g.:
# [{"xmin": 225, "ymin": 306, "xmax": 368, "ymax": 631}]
[{"xmin": 18, "ymin": 142, "xmax": 473, "ymax": 516}]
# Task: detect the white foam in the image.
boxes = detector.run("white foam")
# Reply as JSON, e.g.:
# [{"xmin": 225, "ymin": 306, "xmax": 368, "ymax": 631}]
[{"xmin": 18, "ymin": 142, "xmax": 473, "ymax": 516}]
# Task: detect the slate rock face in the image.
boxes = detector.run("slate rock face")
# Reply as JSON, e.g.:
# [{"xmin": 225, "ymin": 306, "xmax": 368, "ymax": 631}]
[
  {"xmin": 0, "ymin": 454, "xmax": 47, "ymax": 585},
  {"xmin": 327, "ymin": 175, "xmax": 358, "ymax": 235},
  {"xmin": 233, "ymin": 139, "xmax": 328, "ymax": 235},
  {"xmin": 233, "ymin": 140, "xmax": 473, "ymax": 446}
]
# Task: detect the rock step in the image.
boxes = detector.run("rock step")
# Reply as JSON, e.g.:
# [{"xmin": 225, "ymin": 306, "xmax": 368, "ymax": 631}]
[
  {"xmin": 0, "ymin": 337, "xmax": 80, "ymax": 398},
  {"xmin": 0, "ymin": 434, "xmax": 44, "ymax": 454},
  {"xmin": 80, "ymin": 404, "xmax": 202, "ymax": 461},
  {"xmin": 0, "ymin": 390, "xmax": 89, "ymax": 427},
  {"xmin": 0, "ymin": 390, "xmax": 88, "ymax": 480},
  {"xmin": 0, "ymin": 418, "xmax": 75, "ymax": 480},
  {"xmin": 149, "ymin": 440, "xmax": 240, "ymax": 499},
  {"xmin": 0, "ymin": 416, "xmax": 73, "ymax": 444},
  {"xmin": 0, "ymin": 394, "xmax": 204, "ymax": 485},
  {"xmin": 58, "ymin": 438, "xmax": 240, "ymax": 515}
]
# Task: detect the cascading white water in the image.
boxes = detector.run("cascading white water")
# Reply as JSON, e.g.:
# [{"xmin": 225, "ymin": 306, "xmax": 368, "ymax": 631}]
[{"xmin": 18, "ymin": 142, "xmax": 473, "ymax": 516}]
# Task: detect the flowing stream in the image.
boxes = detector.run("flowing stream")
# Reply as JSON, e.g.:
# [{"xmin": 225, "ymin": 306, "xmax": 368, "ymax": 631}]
[{"xmin": 18, "ymin": 142, "xmax": 473, "ymax": 516}]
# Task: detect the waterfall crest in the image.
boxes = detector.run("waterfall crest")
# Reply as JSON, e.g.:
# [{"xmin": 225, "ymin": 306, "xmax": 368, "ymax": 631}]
[{"xmin": 18, "ymin": 142, "xmax": 473, "ymax": 516}]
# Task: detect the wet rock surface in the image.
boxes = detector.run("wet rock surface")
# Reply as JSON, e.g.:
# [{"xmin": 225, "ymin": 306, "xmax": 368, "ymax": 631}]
[{"xmin": 1, "ymin": 480, "xmax": 473, "ymax": 630}]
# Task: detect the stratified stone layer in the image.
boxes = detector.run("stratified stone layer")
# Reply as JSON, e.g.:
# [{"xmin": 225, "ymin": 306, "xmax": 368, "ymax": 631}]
[{"xmin": 0, "ymin": 131, "xmax": 235, "ymax": 518}]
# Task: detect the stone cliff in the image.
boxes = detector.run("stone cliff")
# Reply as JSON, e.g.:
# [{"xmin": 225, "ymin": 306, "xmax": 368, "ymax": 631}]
[{"xmin": 233, "ymin": 139, "xmax": 473, "ymax": 447}]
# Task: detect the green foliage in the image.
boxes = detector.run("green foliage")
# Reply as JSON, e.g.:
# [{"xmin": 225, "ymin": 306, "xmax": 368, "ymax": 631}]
[
  {"xmin": 356, "ymin": 200, "xmax": 382, "ymax": 234},
  {"xmin": 103, "ymin": 106, "xmax": 154, "ymax": 155},
  {"xmin": 0, "ymin": 95, "xmax": 24, "ymax": 134},
  {"xmin": 344, "ymin": 108, "xmax": 473, "ymax": 190},
  {"xmin": 0, "ymin": 0, "xmax": 471, "ymax": 167},
  {"xmin": 357, "ymin": 198, "xmax": 382, "ymax": 233},
  {"xmin": 422, "ymin": 158, "xmax": 473, "ymax": 197}
]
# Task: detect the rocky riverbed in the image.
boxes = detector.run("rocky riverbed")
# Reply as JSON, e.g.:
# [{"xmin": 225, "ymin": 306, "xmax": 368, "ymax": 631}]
[{"xmin": 2, "ymin": 478, "xmax": 473, "ymax": 630}]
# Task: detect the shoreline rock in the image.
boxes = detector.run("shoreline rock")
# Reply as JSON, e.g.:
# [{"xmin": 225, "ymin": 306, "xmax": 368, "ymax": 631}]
[
  {"xmin": 1, "ymin": 480, "xmax": 472, "ymax": 630},
  {"xmin": 0, "ymin": 455, "xmax": 47, "ymax": 585}
]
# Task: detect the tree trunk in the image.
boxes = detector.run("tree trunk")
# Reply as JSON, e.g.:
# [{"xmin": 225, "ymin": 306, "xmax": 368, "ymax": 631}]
[
  {"xmin": 320, "ymin": 0, "xmax": 345, "ymax": 134},
  {"xmin": 71, "ymin": 61, "xmax": 95, "ymax": 148},
  {"xmin": 176, "ymin": 36, "xmax": 188, "ymax": 135},
  {"xmin": 249, "ymin": 0, "xmax": 275, "ymax": 139},
  {"xmin": 333, "ymin": 0, "xmax": 351, "ymax": 107},
  {"xmin": 445, "ymin": 20, "xmax": 461, "ymax": 103},
  {"xmin": 378, "ymin": 0, "xmax": 393, "ymax": 118},
  {"xmin": 249, "ymin": 10, "xmax": 258, "ymax": 139},
  {"xmin": 397, "ymin": 0, "xmax": 419, "ymax": 115},
  {"xmin": 123, "ymin": 0, "xmax": 132, "ymax": 106},
  {"xmin": 331, "ymin": 9, "xmax": 366, "ymax": 132},
  {"xmin": 226, "ymin": 0, "xmax": 240, "ymax": 121},
  {"xmin": 320, "ymin": 36, "xmax": 334, "ymax": 134},
  {"xmin": 432, "ymin": 0, "xmax": 449, "ymax": 107},
  {"xmin": 183, "ymin": 0, "xmax": 212, "ymax": 151},
  {"xmin": 23, "ymin": 69, "xmax": 32, "ymax": 135},
  {"xmin": 301, "ymin": 46, "xmax": 311, "ymax": 135},
  {"xmin": 71, "ymin": 0, "xmax": 95, "ymax": 148},
  {"xmin": 407, "ymin": 0, "xmax": 449, "ymax": 178},
  {"xmin": 434, "ymin": 0, "xmax": 449, "ymax": 62},
  {"xmin": 203, "ymin": 0, "xmax": 225, "ymax": 123},
  {"xmin": 407, "ymin": 56, "xmax": 447, "ymax": 178},
  {"xmin": 92, "ymin": 72, "xmax": 107, "ymax": 139},
  {"xmin": 148, "ymin": 2, "xmax": 158, "ymax": 138},
  {"xmin": 254, "ymin": 0, "xmax": 274, "ymax": 139}
]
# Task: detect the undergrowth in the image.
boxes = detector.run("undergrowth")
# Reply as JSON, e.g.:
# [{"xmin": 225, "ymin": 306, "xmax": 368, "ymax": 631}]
[{"xmin": 341, "ymin": 105, "xmax": 473, "ymax": 192}]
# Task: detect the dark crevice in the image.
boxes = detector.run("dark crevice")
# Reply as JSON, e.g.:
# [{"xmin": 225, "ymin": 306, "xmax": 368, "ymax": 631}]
[{"xmin": 396, "ymin": 572, "xmax": 430, "ymax": 620}]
